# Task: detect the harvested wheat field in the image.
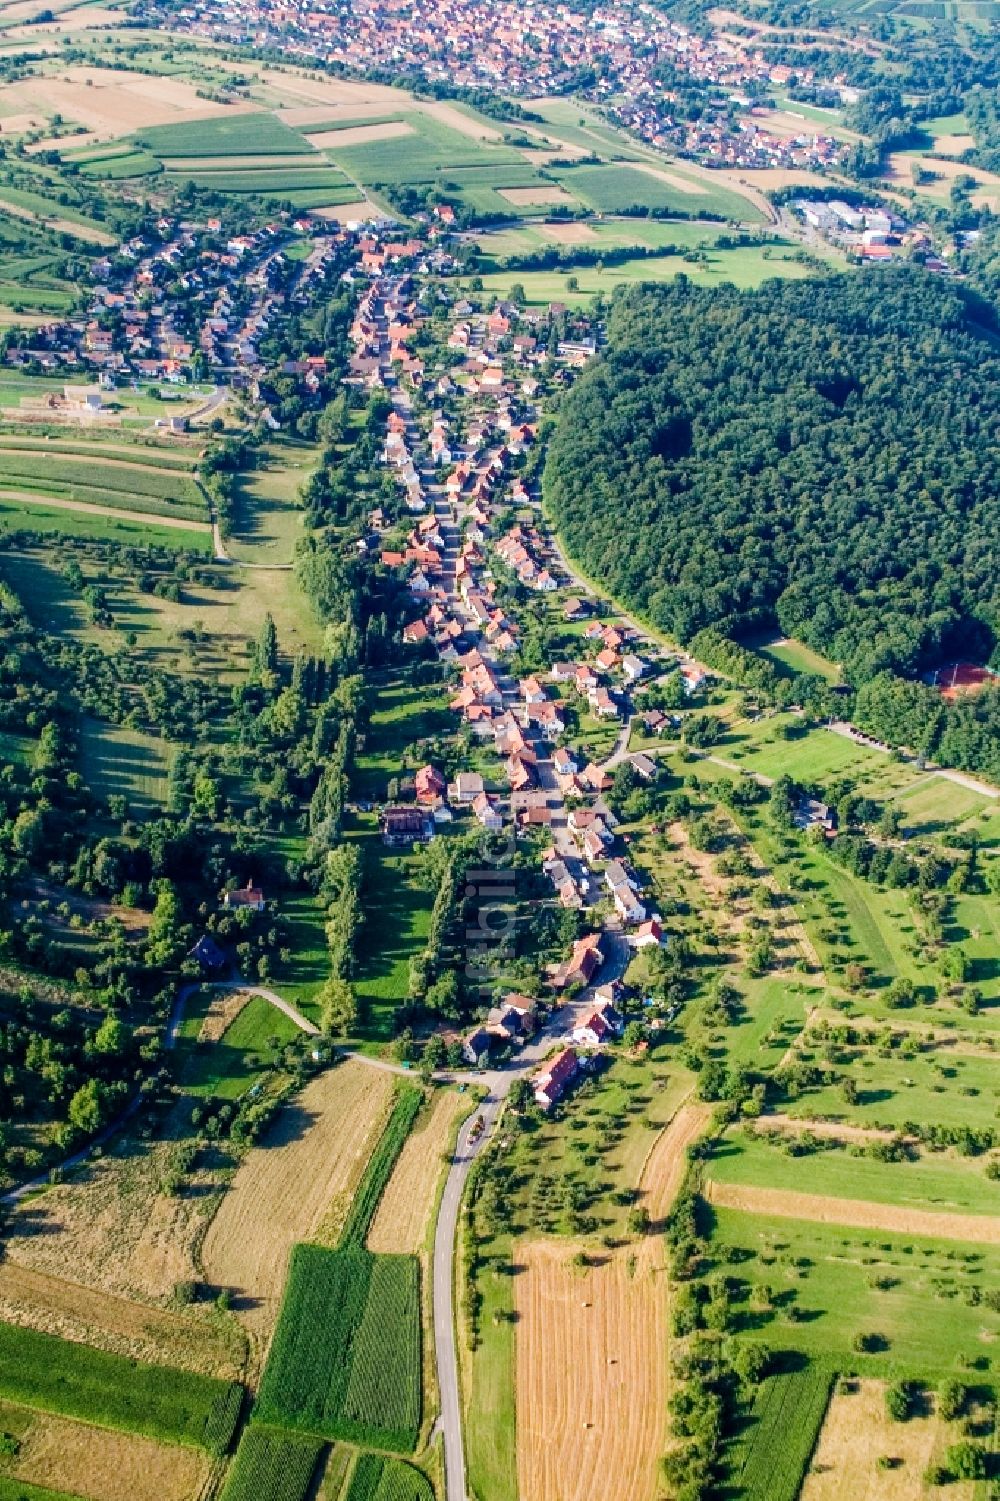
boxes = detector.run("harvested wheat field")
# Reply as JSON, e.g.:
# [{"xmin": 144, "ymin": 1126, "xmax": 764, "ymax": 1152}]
[
  {"xmin": 801, "ymin": 1380, "xmax": 973, "ymax": 1501},
  {"xmin": 639, "ymin": 1102, "xmax": 712, "ymax": 1224},
  {"xmin": 7, "ymin": 1134, "xmax": 228, "ymax": 1310},
  {"xmin": 0, "ymin": 1399, "xmax": 208, "ymax": 1501},
  {"xmin": 501, "ymin": 185, "xmax": 576, "ymax": 206},
  {"xmin": 514, "ymin": 1104, "xmax": 707, "ymax": 1501},
  {"xmin": 368, "ymin": 1087, "xmax": 469, "ymax": 1254},
  {"xmin": 315, "ymin": 201, "xmax": 380, "ymax": 223},
  {"xmin": 705, "ymin": 1181, "xmax": 1000, "ymax": 1244},
  {"xmin": 202, "ymin": 1059, "xmax": 394, "ymax": 1337},
  {"xmin": 515, "ymin": 1238, "xmax": 667, "ymax": 1501},
  {"xmin": 540, "ymin": 221, "xmax": 598, "ymax": 243},
  {"xmin": 0, "ymin": 1261, "xmax": 243, "ymax": 1379},
  {"xmin": 198, "ymin": 987, "xmax": 252, "ymax": 1043},
  {"xmin": 306, "ymin": 121, "xmax": 414, "ymax": 150},
  {"xmin": 0, "ymin": 67, "xmax": 250, "ymax": 137}
]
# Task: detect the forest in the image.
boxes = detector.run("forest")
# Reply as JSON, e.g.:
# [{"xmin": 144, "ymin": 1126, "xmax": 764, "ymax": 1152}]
[{"xmin": 545, "ymin": 270, "xmax": 999, "ymax": 657}]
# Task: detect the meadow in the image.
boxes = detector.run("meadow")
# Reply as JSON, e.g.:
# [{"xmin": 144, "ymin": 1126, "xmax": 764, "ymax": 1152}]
[
  {"xmin": 698, "ymin": 1205, "xmax": 1000, "ymax": 1380},
  {"xmin": 462, "ymin": 242, "xmax": 815, "ymax": 306},
  {"xmin": 219, "ymin": 1425, "xmax": 325, "ymax": 1501},
  {"xmin": 0, "ymin": 1321, "xmax": 242, "ymax": 1453},
  {"xmin": 80, "ymin": 719, "xmax": 172, "ymax": 811},
  {"xmin": 228, "ymin": 437, "xmax": 319, "ymax": 565},
  {"xmin": 707, "ymin": 1130, "xmax": 1000, "ymax": 1217},
  {"xmin": 176, "ymin": 992, "xmax": 302, "ymax": 1102},
  {"xmin": 254, "ymin": 1243, "xmax": 422, "ymax": 1451},
  {"xmin": 776, "ymin": 1039, "xmax": 1000, "ymax": 1134}
]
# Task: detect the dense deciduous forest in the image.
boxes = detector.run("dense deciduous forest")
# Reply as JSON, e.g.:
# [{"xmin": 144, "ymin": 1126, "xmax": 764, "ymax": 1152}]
[{"xmin": 544, "ymin": 271, "xmax": 1000, "ymax": 680}]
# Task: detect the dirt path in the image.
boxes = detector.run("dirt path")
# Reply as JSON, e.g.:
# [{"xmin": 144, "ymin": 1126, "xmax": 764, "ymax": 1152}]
[
  {"xmin": 0, "ymin": 489, "xmax": 211, "ymax": 535},
  {"xmin": 705, "ymin": 1180, "xmax": 1000, "ymax": 1244}
]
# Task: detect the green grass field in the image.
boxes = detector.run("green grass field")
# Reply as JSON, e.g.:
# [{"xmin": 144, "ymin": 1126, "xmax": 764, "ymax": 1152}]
[
  {"xmin": 0, "ymin": 1321, "xmax": 242, "ymax": 1453},
  {"xmin": 228, "ymin": 439, "xmax": 319, "ymax": 565},
  {"xmin": 460, "ymin": 243, "xmax": 814, "ymax": 306},
  {"xmin": 138, "ymin": 113, "xmax": 312, "ymax": 158},
  {"xmin": 177, "ymin": 992, "xmax": 302, "ymax": 1102},
  {"xmin": 79, "ymin": 151, "xmax": 161, "ymax": 181},
  {"xmin": 779, "ymin": 1040, "xmax": 1000, "ymax": 1134},
  {"xmin": 756, "ymin": 636, "xmax": 842, "ymax": 683},
  {"xmin": 348, "ymin": 819, "xmax": 433, "ymax": 1042},
  {"xmin": 708, "ymin": 1130, "xmax": 1000, "ymax": 1216},
  {"xmin": 554, "ymin": 162, "xmax": 759, "ymax": 220},
  {"xmin": 0, "ymin": 495, "xmax": 212, "ymax": 553},
  {"xmin": 700, "ymin": 1205, "xmax": 1000, "ymax": 1381},
  {"xmin": 79, "ymin": 719, "xmax": 172, "ymax": 812},
  {"xmin": 167, "ymin": 170, "xmax": 355, "ymax": 197},
  {"xmin": 254, "ymin": 1244, "xmax": 421, "ymax": 1451}
]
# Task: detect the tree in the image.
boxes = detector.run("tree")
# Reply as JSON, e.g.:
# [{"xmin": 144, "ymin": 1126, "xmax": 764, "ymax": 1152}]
[
  {"xmin": 946, "ymin": 1442, "xmax": 986, "ymax": 1480},
  {"xmin": 319, "ymin": 977, "xmax": 357, "ymax": 1037},
  {"xmin": 509, "ymin": 1077, "xmax": 533, "ymax": 1113},
  {"xmin": 885, "ymin": 1383, "xmax": 912, "ymax": 1422},
  {"xmin": 93, "ymin": 1015, "xmax": 126, "ymax": 1056},
  {"xmin": 68, "ymin": 1078, "xmax": 106, "ymax": 1136}
]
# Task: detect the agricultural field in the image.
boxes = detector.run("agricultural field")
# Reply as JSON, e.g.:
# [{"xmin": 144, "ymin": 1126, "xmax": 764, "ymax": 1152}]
[
  {"xmin": 200, "ymin": 1060, "xmax": 395, "ymax": 1339},
  {"xmin": 368, "ymin": 1087, "xmax": 470, "ymax": 1254},
  {"xmin": 136, "ymin": 113, "xmax": 314, "ymax": 158},
  {"xmin": 0, "ymin": 1259, "xmax": 243, "ymax": 1382},
  {"xmin": 554, "ymin": 162, "xmax": 762, "ymax": 220},
  {"xmin": 723, "ymin": 1362, "xmax": 834, "ymax": 1501},
  {"xmin": 0, "ymin": 1320, "xmax": 242, "ymax": 1453},
  {"xmin": 464, "ymin": 1076, "xmax": 700, "ymax": 1501},
  {"xmin": 254, "ymin": 1243, "xmax": 422, "ymax": 1451},
  {"xmin": 0, "ymin": 1399, "xmax": 210, "ymax": 1501},
  {"xmin": 342, "ymin": 1453, "xmax": 434, "ymax": 1501},
  {"xmin": 219, "ymin": 1425, "xmax": 325, "ymax": 1501},
  {"xmin": 0, "ymin": 448, "xmax": 207, "ymax": 521}
]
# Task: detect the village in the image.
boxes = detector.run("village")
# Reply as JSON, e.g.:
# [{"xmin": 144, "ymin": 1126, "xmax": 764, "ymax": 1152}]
[
  {"xmin": 152, "ymin": 0, "xmax": 849, "ymax": 176},
  {"xmin": 338, "ymin": 242, "xmax": 719, "ymax": 1113}
]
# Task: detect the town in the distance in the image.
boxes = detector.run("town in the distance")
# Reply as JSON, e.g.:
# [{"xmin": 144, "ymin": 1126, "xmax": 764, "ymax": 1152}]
[{"xmin": 0, "ymin": 1, "xmax": 996, "ymax": 1500}]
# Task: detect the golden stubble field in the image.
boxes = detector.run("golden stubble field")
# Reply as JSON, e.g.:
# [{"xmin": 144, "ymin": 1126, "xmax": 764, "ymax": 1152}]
[
  {"xmin": 513, "ymin": 1103, "xmax": 711, "ymax": 1501},
  {"xmin": 0, "ymin": 1398, "xmax": 208, "ymax": 1501},
  {"xmin": 368, "ymin": 1086, "xmax": 469, "ymax": 1254},
  {"xmin": 801, "ymin": 1379, "xmax": 974, "ymax": 1501},
  {"xmin": 0, "ymin": 65, "xmax": 253, "ymax": 137},
  {"xmin": 201, "ymin": 1059, "xmax": 394, "ymax": 1341}
]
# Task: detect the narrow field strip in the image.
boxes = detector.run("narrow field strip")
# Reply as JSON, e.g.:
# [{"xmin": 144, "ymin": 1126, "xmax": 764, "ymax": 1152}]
[
  {"xmin": 0, "ymin": 490, "xmax": 212, "ymax": 533},
  {"xmin": 705, "ymin": 1180, "xmax": 1000, "ymax": 1244}
]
